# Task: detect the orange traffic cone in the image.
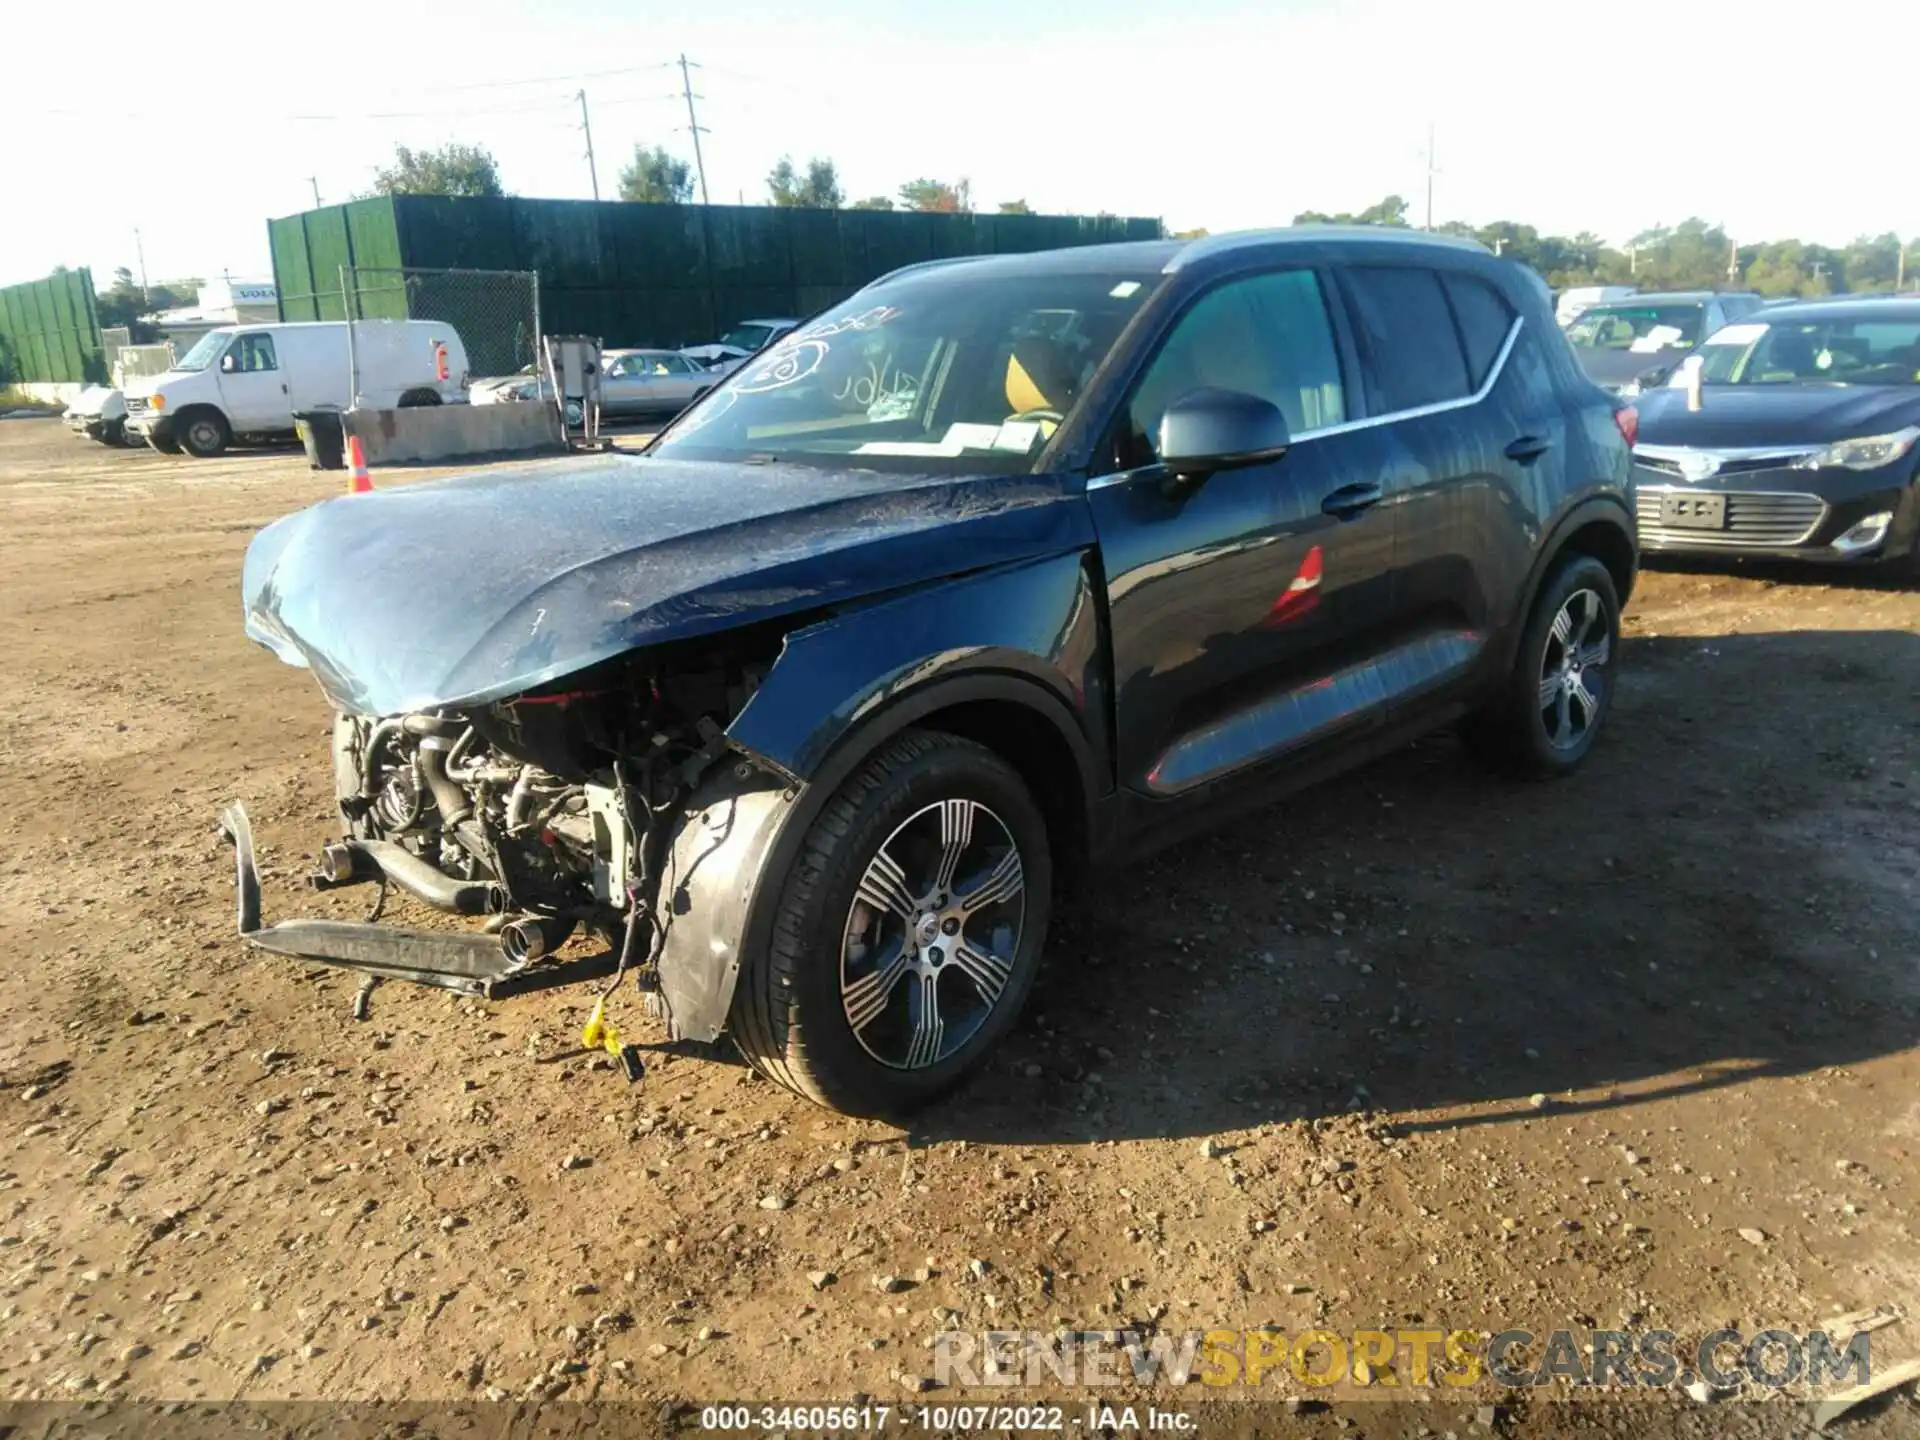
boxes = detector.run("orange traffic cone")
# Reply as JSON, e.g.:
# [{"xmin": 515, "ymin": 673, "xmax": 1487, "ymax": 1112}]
[{"xmin": 346, "ymin": 434, "xmax": 373, "ymax": 494}]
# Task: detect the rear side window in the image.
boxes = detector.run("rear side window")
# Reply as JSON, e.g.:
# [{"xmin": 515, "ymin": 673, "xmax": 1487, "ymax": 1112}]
[
  {"xmin": 1342, "ymin": 266, "xmax": 1471, "ymax": 411},
  {"xmin": 1441, "ymin": 274, "xmax": 1517, "ymax": 388},
  {"xmin": 1121, "ymin": 268, "xmax": 1346, "ymax": 466}
]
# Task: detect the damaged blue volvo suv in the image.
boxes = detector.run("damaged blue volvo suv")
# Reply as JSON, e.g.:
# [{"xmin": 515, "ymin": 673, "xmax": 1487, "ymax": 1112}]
[{"xmin": 224, "ymin": 227, "xmax": 1637, "ymax": 1116}]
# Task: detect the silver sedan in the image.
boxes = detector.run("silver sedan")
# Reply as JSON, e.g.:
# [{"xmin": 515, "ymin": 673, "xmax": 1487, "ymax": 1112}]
[{"xmin": 602, "ymin": 349, "xmax": 715, "ymax": 419}]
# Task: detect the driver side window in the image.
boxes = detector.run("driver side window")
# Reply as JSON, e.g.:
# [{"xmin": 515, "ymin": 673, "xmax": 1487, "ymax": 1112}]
[{"xmin": 1118, "ymin": 269, "xmax": 1345, "ymax": 470}]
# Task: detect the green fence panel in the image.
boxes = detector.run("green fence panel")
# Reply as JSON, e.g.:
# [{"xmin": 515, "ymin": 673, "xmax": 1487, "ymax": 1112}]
[
  {"xmin": 302, "ymin": 208, "xmax": 354, "ymax": 303},
  {"xmin": 787, "ymin": 209, "xmax": 842, "ymax": 289},
  {"xmin": 392, "ymin": 196, "xmax": 520, "ymax": 271},
  {"xmin": 267, "ymin": 198, "xmax": 1159, "ymax": 361},
  {"xmin": 606, "ymin": 204, "xmax": 707, "ymax": 289},
  {"xmin": 514, "ymin": 200, "xmax": 611, "ymax": 289},
  {"xmin": 345, "ymin": 197, "xmax": 404, "ymax": 272},
  {"xmin": 0, "ymin": 267, "xmax": 104, "ymax": 383}
]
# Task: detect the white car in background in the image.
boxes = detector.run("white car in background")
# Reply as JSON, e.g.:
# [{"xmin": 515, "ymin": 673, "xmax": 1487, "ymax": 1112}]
[{"xmin": 679, "ymin": 318, "xmax": 800, "ymax": 369}]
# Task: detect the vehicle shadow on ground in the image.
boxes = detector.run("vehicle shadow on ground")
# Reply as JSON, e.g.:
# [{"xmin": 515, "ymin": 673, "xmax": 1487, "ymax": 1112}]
[
  {"xmin": 909, "ymin": 626, "xmax": 1920, "ymax": 1146},
  {"xmin": 1640, "ymin": 552, "xmax": 1915, "ymax": 592}
]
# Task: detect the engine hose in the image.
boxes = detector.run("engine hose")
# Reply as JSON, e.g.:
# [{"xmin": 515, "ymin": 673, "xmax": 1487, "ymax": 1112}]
[
  {"xmin": 353, "ymin": 839, "xmax": 503, "ymax": 916},
  {"xmin": 415, "ymin": 736, "xmax": 473, "ymax": 826},
  {"xmin": 358, "ymin": 718, "xmax": 405, "ymax": 799}
]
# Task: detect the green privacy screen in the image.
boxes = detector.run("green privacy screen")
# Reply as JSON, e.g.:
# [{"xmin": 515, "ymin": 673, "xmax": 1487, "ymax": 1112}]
[
  {"xmin": 268, "ymin": 198, "xmax": 1162, "ymax": 350},
  {"xmin": 0, "ymin": 268, "xmax": 105, "ymax": 385}
]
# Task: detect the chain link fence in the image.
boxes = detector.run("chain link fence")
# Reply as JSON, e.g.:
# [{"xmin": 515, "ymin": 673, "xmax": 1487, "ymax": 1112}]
[
  {"xmin": 343, "ymin": 267, "xmax": 541, "ymax": 383},
  {"xmin": 280, "ymin": 266, "xmax": 542, "ymax": 403}
]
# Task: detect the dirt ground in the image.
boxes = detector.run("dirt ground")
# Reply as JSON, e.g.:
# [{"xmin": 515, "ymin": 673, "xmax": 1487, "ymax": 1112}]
[{"xmin": 1, "ymin": 415, "xmax": 1916, "ymax": 1435}]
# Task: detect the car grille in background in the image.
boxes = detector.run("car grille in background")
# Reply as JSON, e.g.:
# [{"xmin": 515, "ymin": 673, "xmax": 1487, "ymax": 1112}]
[
  {"xmin": 1635, "ymin": 487, "xmax": 1827, "ymax": 547},
  {"xmin": 124, "ymin": 396, "xmax": 149, "ymax": 414},
  {"xmin": 1636, "ymin": 453, "xmax": 1793, "ymax": 480}
]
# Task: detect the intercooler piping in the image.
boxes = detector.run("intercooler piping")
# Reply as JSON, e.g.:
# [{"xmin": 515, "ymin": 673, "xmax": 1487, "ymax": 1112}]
[
  {"xmin": 415, "ymin": 736, "xmax": 473, "ymax": 826},
  {"xmin": 317, "ymin": 839, "xmax": 504, "ymax": 917}
]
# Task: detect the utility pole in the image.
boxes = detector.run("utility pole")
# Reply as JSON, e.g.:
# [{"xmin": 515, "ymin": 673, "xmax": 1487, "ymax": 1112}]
[
  {"xmin": 1422, "ymin": 122, "xmax": 1438, "ymax": 230},
  {"xmin": 306, "ymin": 177, "xmax": 322, "ymax": 208},
  {"xmin": 577, "ymin": 90, "xmax": 600, "ymax": 201},
  {"xmin": 133, "ymin": 227, "xmax": 150, "ymax": 305},
  {"xmin": 1898, "ymin": 238, "xmax": 1907, "ymax": 292},
  {"xmin": 1727, "ymin": 233, "xmax": 1739, "ymax": 285},
  {"xmin": 678, "ymin": 54, "xmax": 711, "ymax": 206}
]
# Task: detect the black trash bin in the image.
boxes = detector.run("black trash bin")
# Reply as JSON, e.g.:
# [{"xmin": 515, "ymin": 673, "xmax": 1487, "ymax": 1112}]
[{"xmin": 295, "ymin": 408, "xmax": 345, "ymax": 470}]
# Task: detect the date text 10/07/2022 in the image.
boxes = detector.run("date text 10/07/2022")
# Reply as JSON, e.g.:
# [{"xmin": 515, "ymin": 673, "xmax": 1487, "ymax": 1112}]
[{"xmin": 697, "ymin": 1404, "xmax": 1197, "ymax": 1432}]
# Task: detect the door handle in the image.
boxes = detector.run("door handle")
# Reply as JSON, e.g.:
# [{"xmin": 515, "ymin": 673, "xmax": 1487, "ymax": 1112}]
[
  {"xmin": 1320, "ymin": 481, "xmax": 1383, "ymax": 518},
  {"xmin": 1505, "ymin": 434, "xmax": 1553, "ymax": 463}
]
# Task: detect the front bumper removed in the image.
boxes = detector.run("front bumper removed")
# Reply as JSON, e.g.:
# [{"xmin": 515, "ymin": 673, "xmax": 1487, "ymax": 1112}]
[{"xmin": 218, "ymin": 802, "xmax": 619, "ymax": 1000}]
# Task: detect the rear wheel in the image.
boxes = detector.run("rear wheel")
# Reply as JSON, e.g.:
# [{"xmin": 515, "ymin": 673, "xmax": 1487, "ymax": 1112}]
[
  {"xmin": 397, "ymin": 389, "xmax": 442, "ymax": 408},
  {"xmin": 178, "ymin": 410, "xmax": 231, "ymax": 458},
  {"xmin": 1465, "ymin": 553, "xmax": 1621, "ymax": 777},
  {"xmin": 731, "ymin": 729, "xmax": 1051, "ymax": 1116}
]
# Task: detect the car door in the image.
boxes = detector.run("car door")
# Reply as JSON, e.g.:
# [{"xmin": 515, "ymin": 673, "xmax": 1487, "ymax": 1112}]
[
  {"xmin": 1331, "ymin": 263, "xmax": 1545, "ymax": 717},
  {"xmin": 658, "ymin": 353, "xmax": 706, "ymax": 408},
  {"xmin": 217, "ymin": 332, "xmax": 291, "ymax": 431},
  {"xmin": 1086, "ymin": 266, "xmax": 1397, "ymax": 806}
]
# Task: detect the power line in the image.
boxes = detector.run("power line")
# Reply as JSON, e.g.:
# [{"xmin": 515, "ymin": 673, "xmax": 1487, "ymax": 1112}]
[
  {"xmin": 678, "ymin": 54, "xmax": 712, "ymax": 207},
  {"xmin": 412, "ymin": 62, "xmax": 675, "ymax": 94}
]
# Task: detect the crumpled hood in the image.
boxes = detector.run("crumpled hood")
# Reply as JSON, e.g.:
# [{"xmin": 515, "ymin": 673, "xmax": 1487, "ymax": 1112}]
[
  {"xmin": 242, "ymin": 452, "xmax": 1094, "ymax": 717},
  {"xmin": 1636, "ymin": 383, "xmax": 1920, "ymax": 447},
  {"xmin": 1574, "ymin": 346, "xmax": 1686, "ymax": 390}
]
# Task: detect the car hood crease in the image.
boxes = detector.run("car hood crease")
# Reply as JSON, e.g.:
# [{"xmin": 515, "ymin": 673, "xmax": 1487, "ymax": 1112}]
[{"xmin": 241, "ymin": 453, "xmax": 1094, "ymax": 716}]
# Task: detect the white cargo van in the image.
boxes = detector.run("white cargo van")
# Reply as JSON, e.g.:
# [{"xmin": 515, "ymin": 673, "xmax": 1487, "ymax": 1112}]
[{"xmin": 123, "ymin": 320, "xmax": 469, "ymax": 457}]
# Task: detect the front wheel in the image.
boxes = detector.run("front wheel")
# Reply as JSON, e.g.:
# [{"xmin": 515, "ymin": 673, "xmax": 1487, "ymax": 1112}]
[
  {"xmin": 1465, "ymin": 553, "xmax": 1621, "ymax": 778},
  {"xmin": 178, "ymin": 410, "xmax": 231, "ymax": 458},
  {"xmin": 731, "ymin": 729, "xmax": 1052, "ymax": 1116}
]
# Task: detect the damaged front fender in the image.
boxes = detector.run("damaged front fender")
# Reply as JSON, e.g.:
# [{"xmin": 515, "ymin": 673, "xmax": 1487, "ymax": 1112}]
[{"xmin": 656, "ymin": 550, "xmax": 1112, "ymax": 1042}]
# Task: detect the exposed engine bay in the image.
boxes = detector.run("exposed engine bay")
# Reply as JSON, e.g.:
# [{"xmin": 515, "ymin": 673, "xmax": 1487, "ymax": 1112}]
[
  {"xmin": 344, "ymin": 641, "xmax": 769, "ymax": 918},
  {"xmin": 222, "ymin": 636, "xmax": 791, "ymax": 1033}
]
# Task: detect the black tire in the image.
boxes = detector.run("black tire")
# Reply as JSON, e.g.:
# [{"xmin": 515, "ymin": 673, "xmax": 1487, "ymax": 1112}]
[
  {"xmin": 1465, "ymin": 553, "xmax": 1621, "ymax": 778},
  {"xmin": 102, "ymin": 418, "xmax": 128, "ymax": 447},
  {"xmin": 731, "ymin": 728, "xmax": 1052, "ymax": 1116},
  {"xmin": 397, "ymin": 389, "xmax": 442, "ymax": 408},
  {"xmin": 147, "ymin": 428, "xmax": 182, "ymax": 455},
  {"xmin": 177, "ymin": 409, "xmax": 231, "ymax": 458}
]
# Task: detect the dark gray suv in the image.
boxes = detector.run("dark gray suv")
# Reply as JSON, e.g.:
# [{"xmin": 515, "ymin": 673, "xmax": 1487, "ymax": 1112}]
[{"xmin": 224, "ymin": 226, "xmax": 1638, "ymax": 1115}]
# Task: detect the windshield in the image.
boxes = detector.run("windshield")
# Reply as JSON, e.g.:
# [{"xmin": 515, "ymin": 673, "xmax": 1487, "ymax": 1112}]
[
  {"xmin": 1697, "ymin": 317, "xmax": 1920, "ymax": 386},
  {"xmin": 1565, "ymin": 303, "xmax": 1704, "ymax": 351},
  {"xmin": 171, "ymin": 331, "xmax": 231, "ymax": 373},
  {"xmin": 721, "ymin": 324, "xmax": 777, "ymax": 351},
  {"xmin": 652, "ymin": 270, "xmax": 1165, "ymax": 473}
]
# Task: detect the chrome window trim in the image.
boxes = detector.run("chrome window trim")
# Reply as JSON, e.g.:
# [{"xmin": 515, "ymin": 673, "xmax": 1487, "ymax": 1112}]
[{"xmin": 1087, "ymin": 315, "xmax": 1524, "ymax": 492}]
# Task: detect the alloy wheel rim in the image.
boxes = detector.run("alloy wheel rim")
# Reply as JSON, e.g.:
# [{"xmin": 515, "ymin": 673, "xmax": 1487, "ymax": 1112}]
[
  {"xmin": 1538, "ymin": 587, "xmax": 1610, "ymax": 749},
  {"xmin": 190, "ymin": 421, "xmax": 220, "ymax": 450},
  {"xmin": 840, "ymin": 798, "xmax": 1025, "ymax": 1071}
]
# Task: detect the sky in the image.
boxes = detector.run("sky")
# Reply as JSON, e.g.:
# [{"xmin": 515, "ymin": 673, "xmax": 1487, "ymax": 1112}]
[{"xmin": 8, "ymin": 0, "xmax": 1917, "ymax": 291}]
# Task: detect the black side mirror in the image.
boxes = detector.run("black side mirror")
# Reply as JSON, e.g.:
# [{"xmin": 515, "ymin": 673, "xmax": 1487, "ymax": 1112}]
[{"xmin": 1158, "ymin": 388, "xmax": 1292, "ymax": 493}]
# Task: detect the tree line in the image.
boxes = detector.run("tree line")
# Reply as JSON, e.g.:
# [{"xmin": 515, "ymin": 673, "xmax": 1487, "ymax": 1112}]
[
  {"xmin": 1290, "ymin": 196, "xmax": 1911, "ymax": 298},
  {"xmin": 365, "ymin": 141, "xmax": 1034, "ymax": 215},
  {"xmin": 350, "ymin": 148, "xmax": 1912, "ymax": 297}
]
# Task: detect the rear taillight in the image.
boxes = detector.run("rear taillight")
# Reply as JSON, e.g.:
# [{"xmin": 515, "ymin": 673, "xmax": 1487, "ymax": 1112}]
[{"xmin": 1613, "ymin": 405, "xmax": 1639, "ymax": 448}]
